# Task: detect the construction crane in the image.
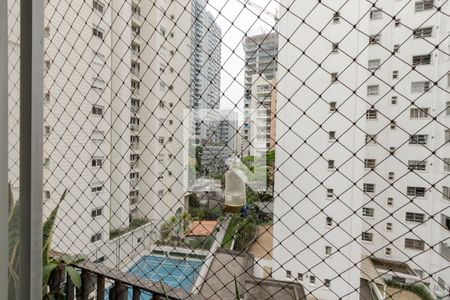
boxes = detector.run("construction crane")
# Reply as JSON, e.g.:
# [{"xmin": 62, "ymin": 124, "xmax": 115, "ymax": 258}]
[{"xmin": 243, "ymin": 0, "xmax": 279, "ymax": 24}]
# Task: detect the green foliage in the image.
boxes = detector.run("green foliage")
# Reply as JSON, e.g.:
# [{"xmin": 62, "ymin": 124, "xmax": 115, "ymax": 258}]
[
  {"xmin": 8, "ymin": 186, "xmax": 81, "ymax": 300},
  {"xmin": 190, "ymin": 206, "xmax": 223, "ymax": 221},
  {"xmin": 8, "ymin": 184, "xmax": 20, "ymax": 300},
  {"xmin": 195, "ymin": 146, "xmax": 204, "ymax": 175},
  {"xmin": 110, "ymin": 218, "xmax": 150, "ymax": 239},
  {"xmin": 188, "ymin": 194, "xmax": 200, "ymax": 208},
  {"xmin": 43, "ymin": 190, "xmax": 67, "ymax": 265},
  {"xmin": 234, "ymin": 275, "xmax": 240, "ymax": 300},
  {"xmin": 385, "ymin": 279, "xmax": 434, "ymax": 300},
  {"xmin": 221, "ymin": 216, "xmax": 240, "ymax": 249},
  {"xmin": 234, "ymin": 217, "xmax": 257, "ymax": 251}
]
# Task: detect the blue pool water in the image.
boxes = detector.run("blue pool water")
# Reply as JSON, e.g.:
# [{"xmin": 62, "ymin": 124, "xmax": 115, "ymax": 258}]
[{"xmin": 106, "ymin": 255, "xmax": 203, "ymax": 299}]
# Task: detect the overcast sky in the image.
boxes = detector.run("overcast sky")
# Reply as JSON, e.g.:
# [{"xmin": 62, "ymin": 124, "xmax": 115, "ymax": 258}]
[{"xmin": 205, "ymin": 0, "xmax": 278, "ymax": 116}]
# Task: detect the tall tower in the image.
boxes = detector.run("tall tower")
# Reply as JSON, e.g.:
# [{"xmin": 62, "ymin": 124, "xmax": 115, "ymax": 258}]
[
  {"xmin": 242, "ymin": 32, "xmax": 278, "ymax": 157},
  {"xmin": 273, "ymin": 0, "xmax": 449, "ymax": 298}
]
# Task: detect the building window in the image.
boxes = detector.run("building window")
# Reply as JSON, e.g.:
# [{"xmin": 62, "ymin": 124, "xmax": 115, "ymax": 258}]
[
  {"xmin": 390, "ymin": 121, "xmax": 396, "ymax": 129},
  {"xmin": 394, "ymin": 18, "xmax": 401, "ymax": 26},
  {"xmin": 446, "ymin": 102, "xmax": 450, "ymax": 116},
  {"xmin": 386, "ymin": 222, "xmax": 393, "ymax": 231},
  {"xmin": 445, "ymin": 130, "xmax": 450, "ymax": 143},
  {"xmin": 44, "ymin": 60, "xmax": 51, "ymax": 71},
  {"xmin": 393, "ymin": 44, "xmax": 400, "ymax": 53},
  {"xmin": 158, "ymin": 189, "xmax": 164, "ymax": 197},
  {"xmin": 444, "ymin": 158, "xmax": 450, "ymax": 172},
  {"xmin": 327, "ymin": 160, "xmax": 335, "ymax": 170},
  {"xmin": 362, "ymin": 207, "xmax": 374, "ymax": 217},
  {"xmin": 331, "ymin": 43, "xmax": 339, "ymax": 53},
  {"xmin": 441, "ymin": 214, "xmax": 450, "ymax": 230},
  {"xmin": 366, "ymin": 109, "xmax": 378, "ymax": 119},
  {"xmin": 91, "ymin": 182, "xmax": 103, "ymax": 193},
  {"xmin": 286, "ymin": 270, "xmax": 292, "ymax": 278},
  {"xmin": 408, "ymin": 160, "xmax": 427, "ymax": 171},
  {"xmin": 405, "ymin": 238, "xmax": 425, "ymax": 251},
  {"xmin": 326, "ymin": 188, "xmax": 334, "ymax": 199},
  {"xmin": 392, "ymin": 70, "xmax": 399, "ymax": 79},
  {"xmin": 331, "ymin": 73, "xmax": 338, "ymax": 83},
  {"xmin": 160, "ymin": 26, "xmax": 166, "ymax": 37},
  {"xmin": 43, "ymin": 157, "xmax": 50, "ymax": 168},
  {"xmin": 363, "ymin": 183, "xmax": 375, "ymax": 193},
  {"xmin": 368, "ymin": 59, "xmax": 380, "ymax": 71},
  {"xmin": 362, "ymin": 232, "xmax": 373, "ymax": 242},
  {"xmin": 391, "ymin": 96, "xmax": 398, "ymax": 105},
  {"xmin": 91, "ymin": 232, "xmax": 102, "ymax": 243},
  {"xmin": 91, "ymin": 207, "xmax": 103, "ymax": 218},
  {"xmin": 364, "ymin": 159, "xmax": 376, "ymax": 169},
  {"xmin": 92, "ymin": 157, "xmax": 103, "ymax": 168},
  {"xmin": 92, "ymin": 26, "xmax": 104, "ymax": 40},
  {"xmin": 131, "ymin": 43, "xmax": 140, "ymax": 54},
  {"xmin": 441, "ymin": 243, "xmax": 450, "ymax": 260},
  {"xmin": 131, "ymin": 80, "xmax": 140, "ymax": 94},
  {"xmin": 44, "ymin": 125, "xmax": 51, "ymax": 136},
  {"xmin": 365, "ymin": 134, "xmax": 376, "ymax": 144},
  {"xmin": 332, "ymin": 12, "xmax": 340, "ymax": 23},
  {"xmin": 325, "ymin": 246, "xmax": 332, "ymax": 256},
  {"xmin": 158, "ymin": 137, "xmax": 165, "ymax": 144},
  {"xmin": 410, "ymin": 107, "xmax": 430, "ymax": 119},
  {"xmin": 329, "ymin": 102, "xmax": 337, "ymax": 112},
  {"xmin": 412, "ymin": 54, "xmax": 431, "ymax": 66},
  {"xmin": 389, "ymin": 147, "xmax": 396, "ymax": 154},
  {"xmin": 326, "ymin": 217, "xmax": 333, "ymax": 227},
  {"xmin": 91, "ymin": 130, "xmax": 104, "ymax": 142},
  {"xmin": 44, "ymin": 190, "xmax": 51, "ymax": 199},
  {"xmin": 443, "ymin": 186, "xmax": 450, "ymax": 201},
  {"xmin": 367, "ymin": 85, "xmax": 379, "ymax": 96},
  {"xmin": 44, "ymin": 92, "xmax": 50, "ymax": 102},
  {"xmin": 385, "ymin": 247, "xmax": 392, "ymax": 255},
  {"xmin": 329, "ymin": 131, "xmax": 336, "ymax": 141},
  {"xmin": 370, "ymin": 8, "xmax": 383, "ymax": 19},
  {"xmin": 406, "ymin": 212, "xmax": 425, "ymax": 223},
  {"xmin": 92, "ymin": 105, "xmax": 104, "ymax": 116},
  {"xmin": 92, "ymin": 77, "xmax": 106, "ymax": 91},
  {"xmin": 388, "ymin": 172, "xmax": 395, "ymax": 180},
  {"xmin": 387, "ymin": 197, "xmax": 394, "ymax": 206},
  {"xmin": 309, "ymin": 275, "xmax": 316, "ymax": 285},
  {"xmin": 324, "ymin": 279, "xmax": 331, "ymax": 288},
  {"xmin": 369, "ymin": 34, "xmax": 381, "ymax": 45},
  {"xmin": 414, "ymin": 0, "xmax": 434, "ymax": 12},
  {"xmin": 132, "ymin": 25, "xmax": 140, "ymax": 35},
  {"xmin": 413, "ymin": 26, "xmax": 433, "ymax": 38},
  {"xmin": 409, "ymin": 134, "xmax": 428, "ymax": 145},
  {"xmin": 297, "ymin": 273, "xmax": 303, "ymax": 281},
  {"xmin": 93, "ymin": 0, "xmax": 104, "ymax": 13},
  {"xmin": 407, "ymin": 186, "xmax": 426, "ymax": 197}
]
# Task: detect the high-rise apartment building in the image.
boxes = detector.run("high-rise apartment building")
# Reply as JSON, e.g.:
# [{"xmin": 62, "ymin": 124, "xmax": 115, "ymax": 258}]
[
  {"xmin": 273, "ymin": 0, "xmax": 449, "ymax": 299},
  {"xmin": 242, "ymin": 32, "xmax": 278, "ymax": 157},
  {"xmin": 7, "ymin": 0, "xmax": 192, "ymax": 256},
  {"xmin": 191, "ymin": 0, "xmax": 222, "ymax": 111}
]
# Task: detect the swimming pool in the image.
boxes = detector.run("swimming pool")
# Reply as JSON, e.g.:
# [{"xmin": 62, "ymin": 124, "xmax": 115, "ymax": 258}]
[
  {"xmin": 105, "ymin": 255, "xmax": 203, "ymax": 299},
  {"xmin": 128, "ymin": 255, "xmax": 203, "ymax": 292}
]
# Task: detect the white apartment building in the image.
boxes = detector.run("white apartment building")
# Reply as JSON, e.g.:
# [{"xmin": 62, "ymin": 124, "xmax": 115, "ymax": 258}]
[
  {"xmin": 242, "ymin": 32, "xmax": 278, "ymax": 157},
  {"xmin": 191, "ymin": 0, "xmax": 222, "ymax": 111},
  {"xmin": 273, "ymin": 0, "xmax": 449, "ymax": 299},
  {"xmin": 7, "ymin": 0, "xmax": 192, "ymax": 257},
  {"xmin": 249, "ymin": 74, "xmax": 277, "ymax": 157}
]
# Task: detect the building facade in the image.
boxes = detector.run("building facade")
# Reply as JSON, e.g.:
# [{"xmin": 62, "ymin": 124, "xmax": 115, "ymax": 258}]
[
  {"xmin": 8, "ymin": 0, "xmax": 192, "ymax": 258},
  {"xmin": 242, "ymin": 32, "xmax": 278, "ymax": 157},
  {"xmin": 273, "ymin": 0, "xmax": 449, "ymax": 299}
]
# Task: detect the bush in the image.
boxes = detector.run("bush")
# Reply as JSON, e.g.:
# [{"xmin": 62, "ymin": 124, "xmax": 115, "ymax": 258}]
[
  {"xmin": 234, "ymin": 218, "xmax": 257, "ymax": 250},
  {"xmin": 385, "ymin": 279, "xmax": 434, "ymax": 300}
]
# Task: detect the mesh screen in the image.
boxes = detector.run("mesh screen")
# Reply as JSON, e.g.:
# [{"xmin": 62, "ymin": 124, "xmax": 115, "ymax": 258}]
[{"xmin": 7, "ymin": 0, "xmax": 450, "ymax": 299}]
